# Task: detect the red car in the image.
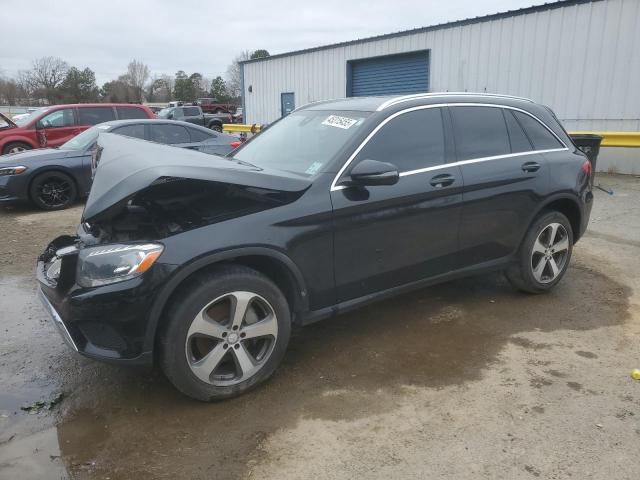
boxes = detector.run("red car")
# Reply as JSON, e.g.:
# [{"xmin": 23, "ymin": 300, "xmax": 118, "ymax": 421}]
[{"xmin": 0, "ymin": 103, "xmax": 154, "ymax": 155}]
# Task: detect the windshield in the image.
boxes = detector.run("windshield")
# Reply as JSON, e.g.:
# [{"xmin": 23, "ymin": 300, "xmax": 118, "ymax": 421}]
[
  {"xmin": 13, "ymin": 107, "xmax": 49, "ymax": 126},
  {"xmin": 59, "ymin": 125, "xmax": 108, "ymax": 151},
  {"xmin": 157, "ymin": 107, "xmax": 173, "ymax": 118},
  {"xmin": 232, "ymin": 110, "xmax": 370, "ymax": 176}
]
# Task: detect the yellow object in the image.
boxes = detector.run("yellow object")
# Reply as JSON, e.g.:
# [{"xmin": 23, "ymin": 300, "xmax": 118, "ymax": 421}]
[
  {"xmin": 631, "ymin": 369, "xmax": 640, "ymax": 380},
  {"xmin": 568, "ymin": 131, "xmax": 640, "ymax": 148},
  {"xmin": 223, "ymin": 124, "xmax": 262, "ymax": 133}
]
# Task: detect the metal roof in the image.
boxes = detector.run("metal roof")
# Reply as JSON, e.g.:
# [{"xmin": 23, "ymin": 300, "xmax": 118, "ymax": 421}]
[{"xmin": 241, "ymin": 0, "xmax": 604, "ymax": 65}]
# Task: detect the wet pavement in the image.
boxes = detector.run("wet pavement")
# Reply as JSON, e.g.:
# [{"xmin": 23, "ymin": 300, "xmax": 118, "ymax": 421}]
[{"xmin": 1, "ymin": 174, "xmax": 639, "ymax": 479}]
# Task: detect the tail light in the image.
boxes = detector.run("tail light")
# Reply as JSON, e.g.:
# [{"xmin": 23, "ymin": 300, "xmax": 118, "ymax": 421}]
[
  {"xmin": 230, "ymin": 141, "xmax": 241, "ymax": 149},
  {"xmin": 581, "ymin": 159, "xmax": 592, "ymax": 176}
]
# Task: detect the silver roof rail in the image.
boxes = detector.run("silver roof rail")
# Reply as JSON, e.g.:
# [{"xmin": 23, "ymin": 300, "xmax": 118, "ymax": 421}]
[{"xmin": 376, "ymin": 92, "xmax": 534, "ymax": 111}]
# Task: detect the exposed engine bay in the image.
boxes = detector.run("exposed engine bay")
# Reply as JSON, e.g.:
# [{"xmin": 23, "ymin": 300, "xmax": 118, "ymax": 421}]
[{"xmin": 83, "ymin": 178, "xmax": 301, "ymax": 243}]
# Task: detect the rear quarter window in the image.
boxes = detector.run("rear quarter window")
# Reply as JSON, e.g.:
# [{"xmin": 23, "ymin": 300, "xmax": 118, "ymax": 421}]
[
  {"xmin": 512, "ymin": 111, "xmax": 564, "ymax": 150},
  {"xmin": 78, "ymin": 107, "xmax": 116, "ymax": 125},
  {"xmin": 189, "ymin": 127, "xmax": 214, "ymax": 142},
  {"xmin": 116, "ymin": 106, "xmax": 149, "ymax": 120}
]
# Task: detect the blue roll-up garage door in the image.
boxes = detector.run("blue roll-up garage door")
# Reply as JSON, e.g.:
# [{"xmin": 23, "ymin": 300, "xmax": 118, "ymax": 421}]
[{"xmin": 348, "ymin": 51, "xmax": 429, "ymax": 97}]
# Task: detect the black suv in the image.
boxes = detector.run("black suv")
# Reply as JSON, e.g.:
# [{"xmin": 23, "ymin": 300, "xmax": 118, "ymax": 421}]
[{"xmin": 37, "ymin": 93, "xmax": 593, "ymax": 401}]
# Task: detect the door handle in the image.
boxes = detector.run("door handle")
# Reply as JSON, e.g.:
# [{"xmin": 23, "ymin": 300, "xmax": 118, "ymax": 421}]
[
  {"xmin": 521, "ymin": 161, "xmax": 541, "ymax": 173},
  {"xmin": 429, "ymin": 174, "xmax": 455, "ymax": 188}
]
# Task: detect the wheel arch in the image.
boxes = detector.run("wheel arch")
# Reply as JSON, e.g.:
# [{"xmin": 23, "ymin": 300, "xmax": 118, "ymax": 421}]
[
  {"xmin": 536, "ymin": 194, "xmax": 582, "ymax": 242},
  {"xmin": 2, "ymin": 136, "xmax": 38, "ymax": 153},
  {"xmin": 27, "ymin": 167, "xmax": 81, "ymax": 202},
  {"xmin": 146, "ymin": 247, "xmax": 309, "ymax": 353}
]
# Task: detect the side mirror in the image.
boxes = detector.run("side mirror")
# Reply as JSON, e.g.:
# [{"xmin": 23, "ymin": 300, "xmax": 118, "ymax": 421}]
[
  {"xmin": 35, "ymin": 120, "xmax": 44, "ymax": 130},
  {"xmin": 346, "ymin": 159, "xmax": 399, "ymax": 187},
  {"xmin": 167, "ymin": 113, "xmax": 174, "ymax": 120}
]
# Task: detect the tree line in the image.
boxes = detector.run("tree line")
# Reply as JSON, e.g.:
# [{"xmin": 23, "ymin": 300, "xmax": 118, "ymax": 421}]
[{"xmin": 0, "ymin": 50, "xmax": 269, "ymax": 106}]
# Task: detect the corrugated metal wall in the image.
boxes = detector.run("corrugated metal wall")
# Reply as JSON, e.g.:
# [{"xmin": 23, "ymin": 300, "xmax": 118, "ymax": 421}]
[{"xmin": 243, "ymin": 0, "xmax": 640, "ymax": 135}]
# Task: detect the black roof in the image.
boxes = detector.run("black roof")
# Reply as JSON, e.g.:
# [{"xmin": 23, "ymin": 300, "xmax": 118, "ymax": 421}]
[{"xmin": 241, "ymin": 0, "xmax": 603, "ymax": 65}]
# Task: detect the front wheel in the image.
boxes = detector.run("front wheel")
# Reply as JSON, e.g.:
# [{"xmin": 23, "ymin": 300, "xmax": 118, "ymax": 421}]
[
  {"xmin": 505, "ymin": 211, "xmax": 573, "ymax": 294},
  {"xmin": 160, "ymin": 265, "xmax": 291, "ymax": 401},
  {"xmin": 29, "ymin": 171, "xmax": 77, "ymax": 210}
]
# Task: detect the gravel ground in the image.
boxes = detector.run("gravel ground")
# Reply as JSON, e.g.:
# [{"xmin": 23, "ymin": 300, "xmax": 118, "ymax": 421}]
[{"xmin": 0, "ymin": 174, "xmax": 638, "ymax": 479}]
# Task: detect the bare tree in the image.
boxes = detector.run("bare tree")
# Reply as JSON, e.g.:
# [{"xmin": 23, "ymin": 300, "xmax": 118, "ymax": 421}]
[
  {"xmin": 126, "ymin": 59, "xmax": 150, "ymax": 102},
  {"xmin": 225, "ymin": 50, "xmax": 250, "ymax": 99},
  {"xmin": 28, "ymin": 56, "xmax": 69, "ymax": 102}
]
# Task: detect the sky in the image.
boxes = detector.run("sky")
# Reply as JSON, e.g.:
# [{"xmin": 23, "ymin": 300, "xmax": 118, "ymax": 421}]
[{"xmin": 1, "ymin": 0, "xmax": 550, "ymax": 85}]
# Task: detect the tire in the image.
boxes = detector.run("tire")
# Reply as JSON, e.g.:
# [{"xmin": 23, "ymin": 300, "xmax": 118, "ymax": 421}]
[
  {"xmin": 214, "ymin": 108, "xmax": 224, "ymax": 114},
  {"xmin": 29, "ymin": 171, "xmax": 77, "ymax": 210},
  {"xmin": 505, "ymin": 210, "xmax": 573, "ymax": 294},
  {"xmin": 3, "ymin": 142, "xmax": 32, "ymax": 155},
  {"xmin": 210, "ymin": 123, "xmax": 223, "ymax": 133},
  {"xmin": 160, "ymin": 265, "xmax": 291, "ymax": 401}
]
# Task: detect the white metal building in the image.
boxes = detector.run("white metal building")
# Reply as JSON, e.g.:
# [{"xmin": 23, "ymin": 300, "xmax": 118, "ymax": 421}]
[{"xmin": 241, "ymin": 0, "xmax": 640, "ymax": 173}]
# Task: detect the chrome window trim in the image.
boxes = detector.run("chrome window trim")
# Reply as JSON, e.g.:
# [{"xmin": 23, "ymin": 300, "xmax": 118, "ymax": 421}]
[
  {"xmin": 376, "ymin": 92, "xmax": 534, "ymax": 111},
  {"xmin": 330, "ymin": 102, "xmax": 567, "ymax": 192},
  {"xmin": 399, "ymin": 148, "xmax": 567, "ymax": 178}
]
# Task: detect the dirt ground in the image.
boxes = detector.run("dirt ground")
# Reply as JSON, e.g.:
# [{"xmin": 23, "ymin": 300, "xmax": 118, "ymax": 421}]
[{"xmin": 1, "ymin": 174, "xmax": 639, "ymax": 480}]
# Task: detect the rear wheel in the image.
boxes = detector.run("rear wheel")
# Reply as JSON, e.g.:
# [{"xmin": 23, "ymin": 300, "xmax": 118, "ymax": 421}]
[
  {"xmin": 505, "ymin": 211, "xmax": 573, "ymax": 293},
  {"xmin": 3, "ymin": 142, "xmax": 32, "ymax": 155},
  {"xmin": 29, "ymin": 171, "xmax": 77, "ymax": 210},
  {"xmin": 210, "ymin": 123, "xmax": 223, "ymax": 132},
  {"xmin": 160, "ymin": 265, "xmax": 291, "ymax": 401}
]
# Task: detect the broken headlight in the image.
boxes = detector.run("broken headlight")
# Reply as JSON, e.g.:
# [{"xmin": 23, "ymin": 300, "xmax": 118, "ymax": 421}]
[{"xmin": 76, "ymin": 243, "xmax": 163, "ymax": 287}]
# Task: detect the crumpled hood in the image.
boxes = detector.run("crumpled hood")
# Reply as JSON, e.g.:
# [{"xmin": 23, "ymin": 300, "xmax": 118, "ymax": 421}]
[
  {"xmin": 0, "ymin": 147, "xmax": 80, "ymax": 166},
  {"xmin": 83, "ymin": 133, "xmax": 311, "ymax": 222}
]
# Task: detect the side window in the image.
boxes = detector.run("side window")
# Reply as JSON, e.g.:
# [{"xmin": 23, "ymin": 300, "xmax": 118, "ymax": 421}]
[
  {"xmin": 116, "ymin": 106, "xmax": 148, "ymax": 120},
  {"xmin": 504, "ymin": 110, "xmax": 533, "ymax": 153},
  {"xmin": 39, "ymin": 109, "xmax": 75, "ymax": 128},
  {"xmin": 354, "ymin": 108, "xmax": 445, "ymax": 173},
  {"xmin": 111, "ymin": 124, "xmax": 146, "ymax": 140},
  {"xmin": 512, "ymin": 111, "xmax": 564, "ymax": 150},
  {"xmin": 184, "ymin": 107, "xmax": 200, "ymax": 116},
  {"xmin": 78, "ymin": 107, "xmax": 115, "ymax": 126},
  {"xmin": 172, "ymin": 108, "xmax": 184, "ymax": 118},
  {"xmin": 150, "ymin": 124, "xmax": 190, "ymax": 144},
  {"xmin": 451, "ymin": 106, "xmax": 510, "ymax": 160},
  {"xmin": 189, "ymin": 127, "xmax": 214, "ymax": 142}
]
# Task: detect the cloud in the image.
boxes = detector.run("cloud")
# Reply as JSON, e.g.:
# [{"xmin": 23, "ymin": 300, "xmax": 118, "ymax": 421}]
[{"xmin": 1, "ymin": 0, "xmax": 546, "ymax": 85}]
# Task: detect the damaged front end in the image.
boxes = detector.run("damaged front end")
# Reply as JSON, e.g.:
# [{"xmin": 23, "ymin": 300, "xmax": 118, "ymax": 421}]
[{"xmin": 37, "ymin": 134, "xmax": 310, "ymax": 364}]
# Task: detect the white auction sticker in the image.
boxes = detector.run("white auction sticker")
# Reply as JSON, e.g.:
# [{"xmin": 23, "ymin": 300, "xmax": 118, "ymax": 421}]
[{"xmin": 322, "ymin": 115, "xmax": 358, "ymax": 129}]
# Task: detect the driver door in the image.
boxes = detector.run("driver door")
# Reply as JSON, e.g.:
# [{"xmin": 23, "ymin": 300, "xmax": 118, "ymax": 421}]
[
  {"xmin": 37, "ymin": 108, "xmax": 79, "ymax": 148},
  {"xmin": 331, "ymin": 107, "xmax": 463, "ymax": 302}
]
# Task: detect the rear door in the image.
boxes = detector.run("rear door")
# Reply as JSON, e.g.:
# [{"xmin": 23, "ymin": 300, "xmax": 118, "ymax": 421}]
[
  {"xmin": 331, "ymin": 106, "xmax": 462, "ymax": 302},
  {"xmin": 37, "ymin": 108, "xmax": 78, "ymax": 147},
  {"xmin": 452, "ymin": 105, "xmax": 558, "ymax": 265}
]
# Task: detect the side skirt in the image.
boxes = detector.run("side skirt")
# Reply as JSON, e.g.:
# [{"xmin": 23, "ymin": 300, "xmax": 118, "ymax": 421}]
[{"xmin": 299, "ymin": 256, "xmax": 513, "ymax": 326}]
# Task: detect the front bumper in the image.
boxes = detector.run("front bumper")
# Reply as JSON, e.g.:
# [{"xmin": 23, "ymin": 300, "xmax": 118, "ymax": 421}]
[
  {"xmin": 0, "ymin": 174, "xmax": 29, "ymax": 203},
  {"xmin": 36, "ymin": 236, "xmax": 175, "ymax": 366}
]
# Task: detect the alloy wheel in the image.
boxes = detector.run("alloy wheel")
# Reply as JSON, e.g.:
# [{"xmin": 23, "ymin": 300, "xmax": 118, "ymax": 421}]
[
  {"xmin": 36, "ymin": 177, "xmax": 73, "ymax": 208},
  {"xmin": 185, "ymin": 291, "xmax": 278, "ymax": 386},
  {"xmin": 530, "ymin": 222, "xmax": 569, "ymax": 283}
]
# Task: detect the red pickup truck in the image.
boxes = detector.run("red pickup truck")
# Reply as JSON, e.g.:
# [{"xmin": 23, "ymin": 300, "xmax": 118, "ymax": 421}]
[{"xmin": 197, "ymin": 98, "xmax": 237, "ymax": 114}]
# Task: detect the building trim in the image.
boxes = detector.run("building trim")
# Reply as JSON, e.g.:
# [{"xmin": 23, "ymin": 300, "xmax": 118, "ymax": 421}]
[{"xmin": 240, "ymin": 0, "xmax": 604, "ymax": 65}]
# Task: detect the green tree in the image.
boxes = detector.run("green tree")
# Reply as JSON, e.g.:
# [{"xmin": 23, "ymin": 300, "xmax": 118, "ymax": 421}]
[
  {"xmin": 173, "ymin": 70, "xmax": 191, "ymax": 101},
  {"xmin": 60, "ymin": 67, "xmax": 99, "ymax": 103},
  {"xmin": 210, "ymin": 76, "xmax": 228, "ymax": 101},
  {"xmin": 250, "ymin": 49, "xmax": 270, "ymax": 59}
]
